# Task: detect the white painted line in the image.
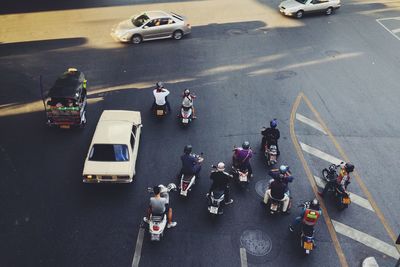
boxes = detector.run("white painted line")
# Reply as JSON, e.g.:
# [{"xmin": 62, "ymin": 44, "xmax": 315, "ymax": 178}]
[
  {"xmin": 362, "ymin": 257, "xmax": 379, "ymax": 267},
  {"xmin": 131, "ymin": 227, "xmax": 145, "ymax": 267},
  {"xmin": 376, "ymin": 19, "xmax": 400, "ymax": 41},
  {"xmin": 300, "ymin": 142, "xmax": 343, "ymax": 165},
  {"xmin": 240, "ymin": 247, "xmax": 248, "ymax": 267},
  {"xmin": 332, "ymin": 220, "xmax": 400, "ymax": 259},
  {"xmin": 314, "ymin": 176, "xmax": 374, "ymax": 212},
  {"xmin": 392, "ymin": 28, "xmax": 400, "ymax": 33},
  {"xmin": 376, "ymin": 17, "xmax": 400, "ymax": 22},
  {"xmin": 296, "ymin": 113, "xmax": 327, "ymax": 134}
]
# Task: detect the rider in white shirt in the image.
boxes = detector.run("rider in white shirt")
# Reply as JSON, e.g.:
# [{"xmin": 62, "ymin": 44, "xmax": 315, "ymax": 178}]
[
  {"xmin": 182, "ymin": 89, "xmax": 196, "ymax": 118},
  {"xmin": 152, "ymin": 82, "xmax": 171, "ymax": 113}
]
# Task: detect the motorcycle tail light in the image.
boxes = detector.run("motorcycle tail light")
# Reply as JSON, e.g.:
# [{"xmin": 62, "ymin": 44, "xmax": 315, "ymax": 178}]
[
  {"xmin": 182, "ymin": 182, "xmax": 188, "ymax": 190},
  {"xmin": 153, "ymin": 225, "xmax": 160, "ymax": 231}
]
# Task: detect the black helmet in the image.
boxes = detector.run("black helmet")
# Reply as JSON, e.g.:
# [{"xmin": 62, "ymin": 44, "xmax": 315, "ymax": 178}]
[
  {"xmin": 184, "ymin": 145, "xmax": 192, "ymax": 154},
  {"xmin": 310, "ymin": 198, "xmax": 320, "ymax": 210},
  {"xmin": 345, "ymin": 163, "xmax": 354, "ymax": 173},
  {"xmin": 270, "ymin": 119, "xmax": 278, "ymax": 128},
  {"xmin": 156, "ymin": 81, "xmax": 164, "ymax": 88},
  {"xmin": 242, "ymin": 141, "xmax": 250, "ymax": 149}
]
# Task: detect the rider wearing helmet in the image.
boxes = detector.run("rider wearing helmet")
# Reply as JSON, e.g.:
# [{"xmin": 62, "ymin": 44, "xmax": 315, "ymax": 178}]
[
  {"xmin": 209, "ymin": 162, "xmax": 234, "ymax": 205},
  {"xmin": 152, "ymin": 81, "xmax": 171, "ymax": 113},
  {"xmin": 180, "ymin": 145, "xmax": 202, "ymax": 178},
  {"xmin": 318, "ymin": 162, "xmax": 355, "ymax": 197},
  {"xmin": 263, "ymin": 174, "xmax": 290, "ymax": 213},
  {"xmin": 261, "ymin": 119, "xmax": 280, "ymax": 155},
  {"xmin": 181, "ymin": 89, "xmax": 196, "ymax": 118},
  {"xmin": 233, "ymin": 141, "xmax": 254, "ymax": 177},
  {"xmin": 289, "ymin": 198, "xmax": 322, "ymax": 232},
  {"xmin": 269, "ymin": 165, "xmax": 294, "ymax": 194}
]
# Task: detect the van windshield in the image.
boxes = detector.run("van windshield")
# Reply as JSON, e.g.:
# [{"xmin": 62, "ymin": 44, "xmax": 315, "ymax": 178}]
[
  {"xmin": 89, "ymin": 144, "xmax": 129, "ymax": 161},
  {"xmin": 132, "ymin": 14, "xmax": 150, "ymax": 27}
]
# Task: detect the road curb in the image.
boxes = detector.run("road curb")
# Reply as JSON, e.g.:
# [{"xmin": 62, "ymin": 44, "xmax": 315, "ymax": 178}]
[{"xmin": 362, "ymin": 257, "xmax": 379, "ymax": 267}]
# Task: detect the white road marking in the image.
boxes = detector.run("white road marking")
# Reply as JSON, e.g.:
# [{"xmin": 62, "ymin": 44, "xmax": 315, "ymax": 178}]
[
  {"xmin": 332, "ymin": 220, "xmax": 400, "ymax": 259},
  {"xmin": 376, "ymin": 19, "xmax": 400, "ymax": 41},
  {"xmin": 314, "ymin": 175, "xmax": 374, "ymax": 212},
  {"xmin": 296, "ymin": 113, "xmax": 327, "ymax": 134},
  {"xmin": 131, "ymin": 227, "xmax": 145, "ymax": 267},
  {"xmin": 240, "ymin": 247, "xmax": 248, "ymax": 267},
  {"xmin": 392, "ymin": 28, "xmax": 400, "ymax": 33},
  {"xmin": 300, "ymin": 142, "xmax": 343, "ymax": 165}
]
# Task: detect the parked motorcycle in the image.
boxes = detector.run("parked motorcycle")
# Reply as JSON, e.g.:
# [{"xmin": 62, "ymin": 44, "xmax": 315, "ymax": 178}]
[
  {"xmin": 146, "ymin": 183, "xmax": 177, "ymax": 241},
  {"xmin": 265, "ymin": 145, "xmax": 278, "ymax": 166},
  {"xmin": 180, "ymin": 154, "xmax": 204, "ymax": 197},
  {"xmin": 321, "ymin": 163, "xmax": 351, "ymax": 210},
  {"xmin": 179, "ymin": 106, "xmax": 193, "ymax": 126}
]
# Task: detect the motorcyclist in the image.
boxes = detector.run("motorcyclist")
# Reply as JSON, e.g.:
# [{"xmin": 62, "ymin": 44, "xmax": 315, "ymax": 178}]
[
  {"xmin": 209, "ymin": 162, "xmax": 234, "ymax": 205},
  {"xmin": 318, "ymin": 162, "xmax": 355, "ymax": 198},
  {"xmin": 232, "ymin": 141, "xmax": 253, "ymax": 178},
  {"xmin": 144, "ymin": 185, "xmax": 177, "ymax": 228},
  {"xmin": 269, "ymin": 165, "xmax": 294, "ymax": 195},
  {"xmin": 261, "ymin": 119, "xmax": 280, "ymax": 155},
  {"xmin": 289, "ymin": 198, "xmax": 322, "ymax": 232},
  {"xmin": 181, "ymin": 89, "xmax": 196, "ymax": 119},
  {"xmin": 263, "ymin": 174, "xmax": 290, "ymax": 213},
  {"xmin": 180, "ymin": 145, "xmax": 202, "ymax": 179},
  {"xmin": 152, "ymin": 81, "xmax": 171, "ymax": 113}
]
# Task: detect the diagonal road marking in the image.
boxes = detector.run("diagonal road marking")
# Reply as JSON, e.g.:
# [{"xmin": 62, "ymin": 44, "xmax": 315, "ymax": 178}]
[
  {"xmin": 332, "ymin": 220, "xmax": 400, "ymax": 259},
  {"xmin": 376, "ymin": 19, "xmax": 400, "ymax": 41},
  {"xmin": 132, "ymin": 227, "xmax": 145, "ymax": 267},
  {"xmin": 296, "ymin": 113, "xmax": 327, "ymax": 134},
  {"xmin": 300, "ymin": 142, "xmax": 343, "ymax": 165},
  {"xmin": 392, "ymin": 28, "xmax": 400, "ymax": 33},
  {"xmin": 313, "ymin": 175, "xmax": 374, "ymax": 212}
]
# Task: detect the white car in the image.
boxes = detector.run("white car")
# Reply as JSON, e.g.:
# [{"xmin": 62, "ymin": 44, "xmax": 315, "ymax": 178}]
[
  {"xmin": 111, "ymin": 10, "xmax": 191, "ymax": 44},
  {"xmin": 279, "ymin": 0, "xmax": 341, "ymax": 18},
  {"xmin": 82, "ymin": 110, "xmax": 142, "ymax": 183}
]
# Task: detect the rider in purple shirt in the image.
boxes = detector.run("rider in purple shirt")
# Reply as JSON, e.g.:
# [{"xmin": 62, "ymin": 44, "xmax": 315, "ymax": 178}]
[{"xmin": 233, "ymin": 141, "xmax": 253, "ymax": 177}]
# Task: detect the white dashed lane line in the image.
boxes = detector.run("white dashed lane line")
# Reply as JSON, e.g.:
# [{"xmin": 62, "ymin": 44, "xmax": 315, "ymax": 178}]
[
  {"xmin": 240, "ymin": 247, "xmax": 248, "ymax": 267},
  {"xmin": 300, "ymin": 142, "xmax": 342, "ymax": 165},
  {"xmin": 296, "ymin": 113, "xmax": 327, "ymax": 134},
  {"xmin": 313, "ymin": 175, "xmax": 374, "ymax": 212},
  {"xmin": 332, "ymin": 220, "xmax": 400, "ymax": 259},
  {"xmin": 392, "ymin": 28, "xmax": 400, "ymax": 33},
  {"xmin": 376, "ymin": 17, "xmax": 400, "ymax": 41},
  {"xmin": 131, "ymin": 227, "xmax": 145, "ymax": 267}
]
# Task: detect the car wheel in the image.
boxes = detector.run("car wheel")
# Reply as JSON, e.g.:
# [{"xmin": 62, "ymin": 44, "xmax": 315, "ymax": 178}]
[
  {"xmin": 172, "ymin": 30, "xmax": 183, "ymax": 40},
  {"xmin": 131, "ymin": 34, "xmax": 142, "ymax": 44},
  {"xmin": 295, "ymin": 10, "xmax": 304, "ymax": 19},
  {"xmin": 326, "ymin": 7, "xmax": 333, "ymax": 15}
]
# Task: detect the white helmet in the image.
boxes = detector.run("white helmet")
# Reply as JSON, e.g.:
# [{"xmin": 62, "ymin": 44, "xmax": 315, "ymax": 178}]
[{"xmin": 217, "ymin": 162, "xmax": 225, "ymax": 171}]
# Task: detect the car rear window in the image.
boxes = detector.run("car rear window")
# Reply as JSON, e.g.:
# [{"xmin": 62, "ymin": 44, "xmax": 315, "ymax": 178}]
[{"xmin": 89, "ymin": 144, "xmax": 129, "ymax": 161}]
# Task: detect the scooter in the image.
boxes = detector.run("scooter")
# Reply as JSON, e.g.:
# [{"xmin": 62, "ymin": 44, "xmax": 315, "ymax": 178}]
[
  {"xmin": 208, "ymin": 189, "xmax": 225, "ymax": 215},
  {"xmin": 266, "ymin": 179, "xmax": 291, "ymax": 215},
  {"xmin": 180, "ymin": 154, "xmax": 204, "ymax": 197},
  {"xmin": 154, "ymin": 104, "xmax": 167, "ymax": 117},
  {"xmin": 146, "ymin": 183, "xmax": 177, "ymax": 241},
  {"xmin": 301, "ymin": 224, "xmax": 316, "ymax": 255},
  {"xmin": 231, "ymin": 164, "xmax": 249, "ymax": 186},
  {"xmin": 179, "ymin": 106, "xmax": 193, "ymax": 126},
  {"xmin": 321, "ymin": 163, "xmax": 351, "ymax": 210},
  {"xmin": 265, "ymin": 145, "xmax": 278, "ymax": 166}
]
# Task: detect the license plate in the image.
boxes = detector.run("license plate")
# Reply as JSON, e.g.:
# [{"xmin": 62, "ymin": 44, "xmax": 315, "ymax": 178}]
[
  {"xmin": 180, "ymin": 190, "xmax": 187, "ymax": 196},
  {"xmin": 304, "ymin": 242, "xmax": 313, "ymax": 250},
  {"xmin": 182, "ymin": 118, "xmax": 189, "ymax": 123},
  {"xmin": 239, "ymin": 175, "xmax": 247, "ymax": 182},
  {"xmin": 60, "ymin": 125, "xmax": 70, "ymax": 129},
  {"xmin": 156, "ymin": 110, "xmax": 164, "ymax": 116},
  {"xmin": 271, "ymin": 203, "xmax": 278, "ymax": 211},
  {"xmin": 209, "ymin": 206, "xmax": 218, "ymax": 214},
  {"xmin": 342, "ymin": 197, "xmax": 351, "ymax": 204}
]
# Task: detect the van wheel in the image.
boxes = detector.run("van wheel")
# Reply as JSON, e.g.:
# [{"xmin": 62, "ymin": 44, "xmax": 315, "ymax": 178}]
[
  {"xmin": 296, "ymin": 10, "xmax": 304, "ymax": 19},
  {"xmin": 326, "ymin": 7, "xmax": 333, "ymax": 15},
  {"xmin": 131, "ymin": 34, "xmax": 142, "ymax": 44},
  {"xmin": 172, "ymin": 30, "xmax": 183, "ymax": 40}
]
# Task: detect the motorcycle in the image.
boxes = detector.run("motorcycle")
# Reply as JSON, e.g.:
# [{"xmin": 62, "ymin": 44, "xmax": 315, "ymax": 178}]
[
  {"xmin": 179, "ymin": 106, "xmax": 193, "ymax": 125},
  {"xmin": 154, "ymin": 104, "xmax": 167, "ymax": 117},
  {"xmin": 180, "ymin": 154, "xmax": 204, "ymax": 197},
  {"xmin": 207, "ymin": 189, "xmax": 225, "ymax": 215},
  {"xmin": 321, "ymin": 163, "xmax": 351, "ymax": 210},
  {"xmin": 301, "ymin": 223, "xmax": 316, "ymax": 255},
  {"xmin": 146, "ymin": 183, "xmax": 177, "ymax": 241},
  {"xmin": 231, "ymin": 147, "xmax": 250, "ymax": 186},
  {"xmin": 265, "ymin": 179, "xmax": 291, "ymax": 215},
  {"xmin": 265, "ymin": 145, "xmax": 278, "ymax": 166}
]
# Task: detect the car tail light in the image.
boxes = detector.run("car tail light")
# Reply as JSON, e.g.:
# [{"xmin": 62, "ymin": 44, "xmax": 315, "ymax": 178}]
[
  {"xmin": 187, "ymin": 24, "xmax": 191, "ymax": 28},
  {"xmin": 153, "ymin": 225, "xmax": 160, "ymax": 231}
]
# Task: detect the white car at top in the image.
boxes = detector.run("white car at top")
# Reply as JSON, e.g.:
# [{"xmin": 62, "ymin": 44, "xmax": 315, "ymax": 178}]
[
  {"xmin": 82, "ymin": 110, "xmax": 142, "ymax": 183},
  {"xmin": 279, "ymin": 0, "xmax": 341, "ymax": 19}
]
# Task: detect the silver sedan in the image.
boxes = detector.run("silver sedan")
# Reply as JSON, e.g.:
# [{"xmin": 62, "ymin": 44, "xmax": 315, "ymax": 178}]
[{"xmin": 111, "ymin": 11, "xmax": 191, "ymax": 44}]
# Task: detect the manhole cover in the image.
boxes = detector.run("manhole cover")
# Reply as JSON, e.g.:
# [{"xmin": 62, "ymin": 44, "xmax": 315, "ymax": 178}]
[
  {"xmin": 274, "ymin": 70, "xmax": 297, "ymax": 80},
  {"xmin": 255, "ymin": 179, "xmax": 269, "ymax": 198},
  {"xmin": 240, "ymin": 230, "xmax": 272, "ymax": 256},
  {"xmin": 226, "ymin": 29, "xmax": 245, "ymax": 35}
]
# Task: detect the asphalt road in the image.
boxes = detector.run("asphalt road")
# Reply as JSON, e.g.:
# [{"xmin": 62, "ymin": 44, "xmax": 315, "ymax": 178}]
[{"xmin": 1, "ymin": 0, "xmax": 400, "ymax": 266}]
